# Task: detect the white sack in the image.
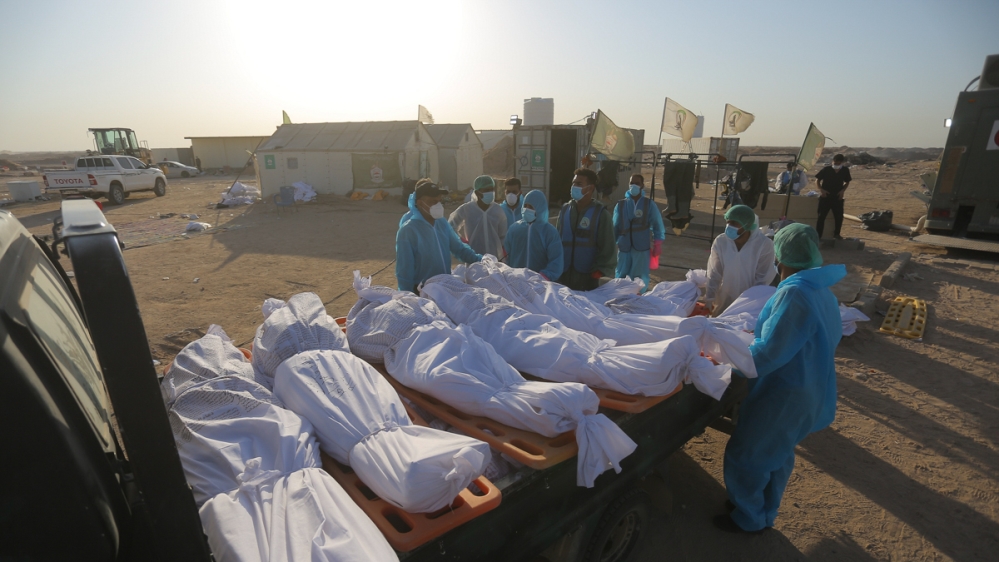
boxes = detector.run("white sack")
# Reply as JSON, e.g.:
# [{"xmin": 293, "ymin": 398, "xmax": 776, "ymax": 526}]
[
  {"xmin": 461, "ymin": 257, "xmax": 751, "ymax": 365},
  {"xmin": 252, "ymin": 292, "xmax": 349, "ymax": 384},
  {"xmin": 349, "ymin": 273, "xmax": 639, "ymax": 487},
  {"xmin": 167, "ymin": 375, "xmax": 320, "ymax": 506},
  {"xmin": 161, "ymin": 329, "xmax": 269, "ymax": 407},
  {"xmin": 712, "ymin": 285, "xmax": 777, "ymax": 332},
  {"xmin": 602, "ymin": 280, "xmax": 699, "ymax": 316},
  {"xmin": 840, "ymin": 305, "xmax": 870, "ymax": 336},
  {"xmin": 421, "ymin": 275, "xmax": 733, "ymax": 399},
  {"xmin": 186, "ymin": 221, "xmax": 212, "ymax": 232},
  {"xmin": 200, "ymin": 467, "xmax": 398, "ymax": 562},
  {"xmin": 686, "ymin": 269, "xmax": 708, "ymax": 289},
  {"xmin": 577, "ymin": 277, "xmax": 644, "ymax": 304},
  {"xmin": 273, "ymin": 349, "xmax": 489, "ymax": 513},
  {"xmin": 228, "ymin": 182, "xmax": 261, "ymax": 197}
]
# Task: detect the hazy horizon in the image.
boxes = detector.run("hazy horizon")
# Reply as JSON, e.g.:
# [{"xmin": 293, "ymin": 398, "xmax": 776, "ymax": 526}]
[{"xmin": 1, "ymin": 0, "xmax": 996, "ymax": 152}]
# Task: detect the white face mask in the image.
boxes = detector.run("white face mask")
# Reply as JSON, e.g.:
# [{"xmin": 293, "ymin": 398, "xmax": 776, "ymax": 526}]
[
  {"xmin": 832, "ymin": 164, "xmax": 843, "ymax": 171},
  {"xmin": 428, "ymin": 202, "xmax": 444, "ymax": 220},
  {"xmin": 506, "ymin": 193, "xmax": 519, "ymax": 206}
]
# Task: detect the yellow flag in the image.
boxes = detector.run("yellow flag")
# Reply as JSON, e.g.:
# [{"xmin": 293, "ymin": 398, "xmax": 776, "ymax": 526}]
[
  {"xmin": 661, "ymin": 98, "xmax": 699, "ymax": 143},
  {"xmin": 723, "ymin": 104, "xmax": 755, "ymax": 135},
  {"xmin": 796, "ymin": 123, "xmax": 826, "ymax": 171},
  {"xmin": 282, "ymin": 110, "xmax": 292, "ymax": 125}
]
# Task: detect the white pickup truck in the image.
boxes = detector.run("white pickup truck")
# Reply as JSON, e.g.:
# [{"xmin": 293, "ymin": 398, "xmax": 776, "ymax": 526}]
[{"xmin": 43, "ymin": 154, "xmax": 167, "ymax": 205}]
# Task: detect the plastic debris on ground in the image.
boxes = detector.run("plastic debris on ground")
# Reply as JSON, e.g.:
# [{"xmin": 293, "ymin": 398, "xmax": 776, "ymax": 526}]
[
  {"xmin": 840, "ymin": 305, "xmax": 871, "ymax": 336},
  {"xmin": 291, "ymin": 181, "xmax": 317, "ymax": 202},
  {"xmin": 220, "ymin": 181, "xmax": 260, "ymax": 206},
  {"xmin": 186, "ymin": 221, "xmax": 212, "ymax": 232}
]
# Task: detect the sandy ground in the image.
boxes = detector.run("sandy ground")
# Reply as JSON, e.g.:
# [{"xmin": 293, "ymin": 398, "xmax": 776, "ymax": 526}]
[{"xmin": 3, "ymin": 161, "xmax": 997, "ymax": 561}]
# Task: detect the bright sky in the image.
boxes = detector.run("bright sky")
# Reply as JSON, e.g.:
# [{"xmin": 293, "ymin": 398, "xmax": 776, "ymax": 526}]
[{"xmin": 1, "ymin": 0, "xmax": 996, "ymax": 151}]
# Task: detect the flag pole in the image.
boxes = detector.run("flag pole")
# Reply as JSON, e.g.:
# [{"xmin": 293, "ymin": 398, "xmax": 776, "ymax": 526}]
[{"xmin": 653, "ymin": 97, "xmax": 668, "ymax": 202}]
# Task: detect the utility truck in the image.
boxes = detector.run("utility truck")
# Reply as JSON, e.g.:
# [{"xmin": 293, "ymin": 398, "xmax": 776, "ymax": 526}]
[
  {"xmin": 42, "ymin": 154, "xmax": 167, "ymax": 205},
  {"xmin": 917, "ymin": 53, "xmax": 999, "ymax": 252},
  {"xmin": 0, "ymin": 200, "xmax": 744, "ymax": 562}
]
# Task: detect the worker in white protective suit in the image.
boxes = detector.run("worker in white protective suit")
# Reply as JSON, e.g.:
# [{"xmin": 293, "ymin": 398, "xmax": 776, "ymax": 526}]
[
  {"xmin": 449, "ymin": 175, "xmax": 508, "ymax": 258},
  {"xmin": 704, "ymin": 205, "xmax": 777, "ymax": 314}
]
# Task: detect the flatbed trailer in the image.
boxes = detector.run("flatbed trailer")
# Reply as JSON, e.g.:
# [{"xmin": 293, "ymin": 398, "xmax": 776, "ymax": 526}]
[{"xmin": 0, "ymin": 199, "xmax": 744, "ymax": 561}]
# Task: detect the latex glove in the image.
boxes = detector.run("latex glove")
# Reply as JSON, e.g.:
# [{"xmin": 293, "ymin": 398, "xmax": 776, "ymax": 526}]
[
  {"xmin": 651, "ymin": 240, "xmax": 663, "ymax": 258},
  {"xmin": 591, "ymin": 270, "xmax": 603, "ymax": 280},
  {"xmin": 838, "ymin": 190, "xmax": 846, "ymax": 200},
  {"xmin": 539, "ymin": 273, "xmax": 549, "ymax": 281}
]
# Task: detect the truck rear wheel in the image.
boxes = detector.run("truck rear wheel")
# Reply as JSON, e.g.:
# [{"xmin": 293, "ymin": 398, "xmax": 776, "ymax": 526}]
[
  {"xmin": 582, "ymin": 488, "xmax": 652, "ymax": 562},
  {"xmin": 107, "ymin": 183, "xmax": 125, "ymax": 206},
  {"xmin": 153, "ymin": 178, "xmax": 166, "ymax": 197}
]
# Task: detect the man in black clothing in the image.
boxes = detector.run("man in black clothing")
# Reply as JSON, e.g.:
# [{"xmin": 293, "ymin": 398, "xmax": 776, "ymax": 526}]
[{"xmin": 814, "ymin": 154, "xmax": 852, "ymax": 240}]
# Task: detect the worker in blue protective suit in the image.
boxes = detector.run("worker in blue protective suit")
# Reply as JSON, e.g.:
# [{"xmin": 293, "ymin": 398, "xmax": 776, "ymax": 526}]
[
  {"xmin": 556, "ymin": 168, "xmax": 617, "ymax": 291},
  {"xmin": 500, "ymin": 177, "xmax": 524, "ymax": 227},
  {"xmin": 715, "ymin": 223, "xmax": 845, "ymax": 534},
  {"xmin": 503, "ymin": 189, "xmax": 563, "ymax": 280},
  {"xmin": 396, "ymin": 180, "xmax": 482, "ymax": 293},
  {"xmin": 612, "ymin": 174, "xmax": 665, "ymax": 292}
]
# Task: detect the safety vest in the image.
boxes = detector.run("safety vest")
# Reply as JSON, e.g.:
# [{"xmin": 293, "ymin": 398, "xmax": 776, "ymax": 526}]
[
  {"xmin": 616, "ymin": 196, "xmax": 652, "ymax": 253},
  {"xmin": 560, "ymin": 202, "xmax": 603, "ymax": 274}
]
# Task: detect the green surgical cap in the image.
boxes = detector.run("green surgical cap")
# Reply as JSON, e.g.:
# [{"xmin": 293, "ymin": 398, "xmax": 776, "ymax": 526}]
[
  {"xmin": 774, "ymin": 223, "xmax": 823, "ymax": 269},
  {"xmin": 724, "ymin": 205, "xmax": 757, "ymax": 230},
  {"xmin": 473, "ymin": 175, "xmax": 495, "ymax": 191}
]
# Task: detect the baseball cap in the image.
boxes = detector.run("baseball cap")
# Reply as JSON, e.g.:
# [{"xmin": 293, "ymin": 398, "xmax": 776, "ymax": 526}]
[{"xmin": 414, "ymin": 179, "xmax": 446, "ymax": 199}]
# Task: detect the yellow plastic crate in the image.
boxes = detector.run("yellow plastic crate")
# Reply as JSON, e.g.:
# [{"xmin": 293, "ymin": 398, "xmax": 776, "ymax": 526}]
[{"xmin": 879, "ymin": 296, "xmax": 927, "ymax": 339}]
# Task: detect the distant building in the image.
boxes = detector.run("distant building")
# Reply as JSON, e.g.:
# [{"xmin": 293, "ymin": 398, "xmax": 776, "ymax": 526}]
[
  {"xmin": 185, "ymin": 136, "xmax": 270, "ymax": 170},
  {"xmin": 254, "ymin": 121, "xmax": 438, "ymax": 198},
  {"xmin": 523, "ymin": 98, "xmax": 554, "ymax": 126},
  {"xmin": 151, "ymin": 147, "xmax": 195, "ymax": 166},
  {"xmin": 427, "ymin": 124, "xmax": 483, "ymax": 191}
]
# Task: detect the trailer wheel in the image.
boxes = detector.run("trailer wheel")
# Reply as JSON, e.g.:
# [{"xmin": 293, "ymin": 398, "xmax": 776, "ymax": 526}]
[
  {"xmin": 107, "ymin": 182, "xmax": 125, "ymax": 206},
  {"xmin": 582, "ymin": 488, "xmax": 651, "ymax": 562},
  {"xmin": 181, "ymin": 171, "xmax": 190, "ymax": 178},
  {"xmin": 153, "ymin": 178, "xmax": 166, "ymax": 197}
]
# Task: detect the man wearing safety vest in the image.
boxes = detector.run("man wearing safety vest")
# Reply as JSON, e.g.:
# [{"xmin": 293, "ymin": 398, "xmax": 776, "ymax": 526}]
[
  {"xmin": 613, "ymin": 174, "xmax": 665, "ymax": 292},
  {"xmin": 556, "ymin": 168, "xmax": 617, "ymax": 291}
]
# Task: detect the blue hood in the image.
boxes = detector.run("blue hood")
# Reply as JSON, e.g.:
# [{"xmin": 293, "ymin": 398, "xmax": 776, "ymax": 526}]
[
  {"xmin": 523, "ymin": 189, "xmax": 549, "ymax": 224},
  {"xmin": 779, "ymin": 264, "xmax": 847, "ymax": 290}
]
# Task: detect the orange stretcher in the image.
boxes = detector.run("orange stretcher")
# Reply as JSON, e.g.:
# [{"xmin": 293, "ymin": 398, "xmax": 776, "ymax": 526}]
[{"xmin": 376, "ymin": 365, "xmax": 580, "ymax": 471}]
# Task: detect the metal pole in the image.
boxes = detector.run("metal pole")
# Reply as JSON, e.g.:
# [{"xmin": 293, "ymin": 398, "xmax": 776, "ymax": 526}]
[{"xmin": 711, "ymin": 165, "xmax": 720, "ymax": 240}]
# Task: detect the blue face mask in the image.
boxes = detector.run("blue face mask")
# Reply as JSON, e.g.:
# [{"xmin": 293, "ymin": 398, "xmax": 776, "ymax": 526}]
[
  {"xmin": 570, "ymin": 186, "xmax": 584, "ymax": 201},
  {"xmin": 523, "ymin": 208, "xmax": 537, "ymax": 223},
  {"xmin": 479, "ymin": 191, "xmax": 495, "ymax": 204},
  {"xmin": 628, "ymin": 184, "xmax": 642, "ymax": 196},
  {"xmin": 725, "ymin": 225, "xmax": 742, "ymax": 240}
]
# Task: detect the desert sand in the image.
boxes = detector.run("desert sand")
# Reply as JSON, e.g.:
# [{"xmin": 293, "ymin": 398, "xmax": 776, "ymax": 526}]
[{"xmin": 2, "ymin": 154, "xmax": 996, "ymax": 561}]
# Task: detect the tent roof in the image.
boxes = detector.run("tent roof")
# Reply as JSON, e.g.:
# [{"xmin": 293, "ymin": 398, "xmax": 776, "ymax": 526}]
[
  {"xmin": 257, "ymin": 121, "xmax": 425, "ymax": 152},
  {"xmin": 426, "ymin": 124, "xmax": 480, "ymax": 149}
]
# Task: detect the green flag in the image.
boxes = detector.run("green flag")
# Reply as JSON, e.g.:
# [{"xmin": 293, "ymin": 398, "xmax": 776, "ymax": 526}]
[
  {"xmin": 796, "ymin": 123, "xmax": 826, "ymax": 171},
  {"xmin": 282, "ymin": 110, "xmax": 292, "ymax": 125},
  {"xmin": 590, "ymin": 110, "xmax": 635, "ymax": 161}
]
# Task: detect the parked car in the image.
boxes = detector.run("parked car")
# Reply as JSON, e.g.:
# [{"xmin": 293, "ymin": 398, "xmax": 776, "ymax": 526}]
[
  {"xmin": 156, "ymin": 160, "xmax": 199, "ymax": 178},
  {"xmin": 42, "ymin": 155, "xmax": 167, "ymax": 205}
]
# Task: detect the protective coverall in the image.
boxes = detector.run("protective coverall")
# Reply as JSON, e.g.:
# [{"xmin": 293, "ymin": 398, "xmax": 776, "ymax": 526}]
[
  {"xmin": 396, "ymin": 212, "xmax": 481, "ymax": 293},
  {"xmin": 503, "ymin": 190, "xmax": 564, "ymax": 280},
  {"xmin": 501, "ymin": 194, "xmax": 523, "ymax": 227},
  {"xmin": 705, "ymin": 228, "xmax": 777, "ymax": 313},
  {"xmin": 612, "ymin": 193, "xmax": 665, "ymax": 291},
  {"xmin": 449, "ymin": 191, "xmax": 508, "ymax": 258},
  {"xmin": 556, "ymin": 201, "xmax": 616, "ymax": 291},
  {"xmin": 723, "ymin": 263, "xmax": 845, "ymax": 531}
]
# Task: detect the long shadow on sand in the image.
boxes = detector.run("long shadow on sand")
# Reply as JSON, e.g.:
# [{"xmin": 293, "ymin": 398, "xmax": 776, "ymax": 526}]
[
  {"xmin": 798, "ymin": 429, "xmax": 999, "ymax": 561},
  {"xmin": 635, "ymin": 452, "xmax": 806, "ymax": 561}
]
